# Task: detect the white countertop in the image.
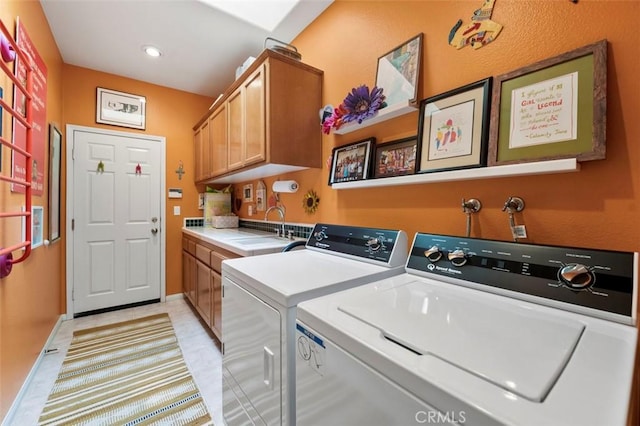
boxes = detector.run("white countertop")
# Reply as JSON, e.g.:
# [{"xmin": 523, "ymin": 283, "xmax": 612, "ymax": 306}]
[{"xmin": 182, "ymin": 226, "xmax": 304, "ymax": 256}]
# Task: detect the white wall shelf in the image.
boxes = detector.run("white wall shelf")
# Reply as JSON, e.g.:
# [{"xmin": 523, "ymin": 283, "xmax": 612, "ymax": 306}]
[
  {"xmin": 331, "ymin": 158, "xmax": 580, "ymax": 190},
  {"xmin": 333, "ymin": 101, "xmax": 417, "ymax": 135}
]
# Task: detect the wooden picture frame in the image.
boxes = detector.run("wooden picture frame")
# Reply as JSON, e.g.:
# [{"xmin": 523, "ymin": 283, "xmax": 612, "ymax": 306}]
[
  {"xmin": 373, "ymin": 136, "xmax": 417, "ymax": 178},
  {"xmin": 375, "ymin": 33, "xmax": 423, "ymax": 106},
  {"xmin": 48, "ymin": 124, "xmax": 62, "ymax": 243},
  {"xmin": 96, "ymin": 87, "xmax": 146, "ymax": 130},
  {"xmin": 417, "ymin": 78, "xmax": 492, "ymax": 173},
  {"xmin": 329, "ymin": 138, "xmax": 375, "ymax": 185},
  {"xmin": 488, "ymin": 40, "xmax": 607, "ymax": 166},
  {"xmin": 242, "ymin": 184, "xmax": 253, "ymax": 202}
]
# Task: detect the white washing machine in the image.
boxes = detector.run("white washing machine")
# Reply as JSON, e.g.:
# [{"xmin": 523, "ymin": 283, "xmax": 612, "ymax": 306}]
[
  {"xmin": 296, "ymin": 233, "xmax": 638, "ymax": 426},
  {"xmin": 221, "ymin": 223, "xmax": 408, "ymax": 426}
]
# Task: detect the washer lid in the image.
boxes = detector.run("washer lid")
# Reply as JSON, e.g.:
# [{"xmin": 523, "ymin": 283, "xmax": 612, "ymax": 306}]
[{"xmin": 338, "ymin": 280, "xmax": 585, "ymax": 402}]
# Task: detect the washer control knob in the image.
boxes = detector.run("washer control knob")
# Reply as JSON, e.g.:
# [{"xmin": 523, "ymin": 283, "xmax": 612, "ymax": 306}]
[
  {"xmin": 448, "ymin": 249, "xmax": 467, "ymax": 267},
  {"xmin": 424, "ymin": 246, "xmax": 443, "ymax": 262},
  {"xmin": 366, "ymin": 237, "xmax": 384, "ymax": 252},
  {"xmin": 558, "ymin": 264, "xmax": 594, "ymax": 289},
  {"xmin": 314, "ymin": 231, "xmax": 327, "ymax": 242}
]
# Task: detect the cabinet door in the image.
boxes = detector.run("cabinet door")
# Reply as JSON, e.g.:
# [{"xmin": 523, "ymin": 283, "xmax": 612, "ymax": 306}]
[
  {"xmin": 243, "ymin": 63, "xmax": 267, "ymax": 166},
  {"xmin": 200, "ymin": 120, "xmax": 211, "ymax": 180},
  {"xmin": 183, "ymin": 251, "xmax": 197, "ymax": 306},
  {"xmin": 209, "ymin": 103, "xmax": 228, "ymax": 177},
  {"xmin": 182, "ymin": 250, "xmax": 192, "ymax": 303},
  {"xmin": 227, "ymin": 89, "xmax": 244, "ymax": 171},
  {"xmin": 193, "ymin": 127, "xmax": 203, "ymax": 181},
  {"xmin": 196, "ymin": 259, "xmax": 213, "ymax": 327},
  {"xmin": 211, "ymin": 269, "xmax": 222, "ymax": 339}
]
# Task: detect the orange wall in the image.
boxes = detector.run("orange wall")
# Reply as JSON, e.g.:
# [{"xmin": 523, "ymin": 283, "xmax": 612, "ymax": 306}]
[
  {"xmin": 0, "ymin": 1, "xmax": 64, "ymax": 418},
  {"xmin": 62, "ymin": 65, "xmax": 212, "ymax": 303},
  {"xmin": 237, "ymin": 0, "xmax": 640, "ymax": 253}
]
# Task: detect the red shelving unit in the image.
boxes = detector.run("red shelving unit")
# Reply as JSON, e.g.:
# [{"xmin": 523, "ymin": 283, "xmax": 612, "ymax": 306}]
[{"xmin": 0, "ymin": 18, "xmax": 34, "ymax": 278}]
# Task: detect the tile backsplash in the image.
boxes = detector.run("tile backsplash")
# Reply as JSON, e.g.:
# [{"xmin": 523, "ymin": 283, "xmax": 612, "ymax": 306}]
[{"xmin": 183, "ymin": 217, "xmax": 314, "ymax": 240}]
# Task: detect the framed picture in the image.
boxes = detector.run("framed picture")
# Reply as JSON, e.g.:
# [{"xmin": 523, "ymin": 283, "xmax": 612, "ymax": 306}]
[
  {"xmin": 22, "ymin": 206, "xmax": 44, "ymax": 249},
  {"xmin": 375, "ymin": 33, "xmax": 423, "ymax": 107},
  {"xmin": 374, "ymin": 136, "xmax": 417, "ymax": 178},
  {"xmin": 243, "ymin": 184, "xmax": 253, "ymax": 202},
  {"xmin": 96, "ymin": 87, "xmax": 146, "ymax": 130},
  {"xmin": 488, "ymin": 40, "xmax": 607, "ymax": 166},
  {"xmin": 48, "ymin": 124, "xmax": 62, "ymax": 243},
  {"xmin": 417, "ymin": 77, "xmax": 492, "ymax": 173},
  {"xmin": 329, "ymin": 138, "xmax": 375, "ymax": 185}
]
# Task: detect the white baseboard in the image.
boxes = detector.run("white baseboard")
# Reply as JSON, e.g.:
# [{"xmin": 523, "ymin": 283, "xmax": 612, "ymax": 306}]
[
  {"xmin": 2, "ymin": 315, "xmax": 64, "ymax": 426},
  {"xmin": 165, "ymin": 293, "xmax": 185, "ymax": 302}
]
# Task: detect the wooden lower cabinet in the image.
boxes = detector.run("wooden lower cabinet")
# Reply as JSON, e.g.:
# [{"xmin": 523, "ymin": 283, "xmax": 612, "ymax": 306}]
[
  {"xmin": 196, "ymin": 259, "xmax": 213, "ymax": 327},
  {"xmin": 182, "ymin": 233, "xmax": 238, "ymax": 341}
]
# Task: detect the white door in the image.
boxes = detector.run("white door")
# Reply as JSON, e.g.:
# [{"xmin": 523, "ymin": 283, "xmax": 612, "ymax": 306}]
[{"xmin": 69, "ymin": 126, "xmax": 163, "ymax": 315}]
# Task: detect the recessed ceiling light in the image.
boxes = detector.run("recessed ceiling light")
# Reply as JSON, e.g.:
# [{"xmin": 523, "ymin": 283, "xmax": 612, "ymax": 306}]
[{"xmin": 143, "ymin": 45, "xmax": 162, "ymax": 57}]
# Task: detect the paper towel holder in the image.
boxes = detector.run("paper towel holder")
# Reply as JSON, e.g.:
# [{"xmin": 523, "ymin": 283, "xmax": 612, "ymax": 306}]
[{"xmin": 272, "ymin": 180, "xmax": 299, "ymax": 193}]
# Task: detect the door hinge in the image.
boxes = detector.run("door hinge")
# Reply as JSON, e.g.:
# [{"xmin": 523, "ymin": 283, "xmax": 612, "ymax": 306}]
[
  {"xmin": 71, "ymin": 218, "xmax": 75, "ymax": 231},
  {"xmin": 222, "ymin": 342, "xmax": 225, "ymax": 355},
  {"xmin": 72, "ymin": 288, "xmax": 74, "ymax": 301}
]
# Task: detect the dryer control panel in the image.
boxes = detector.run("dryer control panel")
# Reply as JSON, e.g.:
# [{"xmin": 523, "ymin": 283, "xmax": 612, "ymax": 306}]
[
  {"xmin": 407, "ymin": 233, "xmax": 637, "ymax": 323},
  {"xmin": 306, "ymin": 223, "xmax": 408, "ymax": 268}
]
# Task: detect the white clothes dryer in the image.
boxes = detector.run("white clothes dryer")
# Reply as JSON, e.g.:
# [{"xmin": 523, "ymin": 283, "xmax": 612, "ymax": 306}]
[{"xmin": 221, "ymin": 223, "xmax": 408, "ymax": 426}]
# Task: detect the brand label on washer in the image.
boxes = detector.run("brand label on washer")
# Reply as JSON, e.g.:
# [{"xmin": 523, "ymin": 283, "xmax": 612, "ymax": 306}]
[{"xmin": 296, "ymin": 323, "xmax": 325, "ymax": 376}]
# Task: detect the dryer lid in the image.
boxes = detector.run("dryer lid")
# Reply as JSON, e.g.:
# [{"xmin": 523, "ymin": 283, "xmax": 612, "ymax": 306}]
[{"xmin": 338, "ymin": 280, "xmax": 585, "ymax": 402}]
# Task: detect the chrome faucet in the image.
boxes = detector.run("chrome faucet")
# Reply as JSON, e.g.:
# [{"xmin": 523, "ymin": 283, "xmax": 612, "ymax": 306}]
[{"xmin": 264, "ymin": 206, "xmax": 286, "ymax": 237}]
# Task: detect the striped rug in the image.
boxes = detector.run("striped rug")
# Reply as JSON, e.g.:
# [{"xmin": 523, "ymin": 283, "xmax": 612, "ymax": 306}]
[{"xmin": 38, "ymin": 313, "xmax": 212, "ymax": 425}]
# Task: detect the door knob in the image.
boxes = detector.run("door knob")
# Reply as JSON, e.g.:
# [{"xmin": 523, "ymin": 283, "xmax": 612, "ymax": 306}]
[{"xmin": 151, "ymin": 228, "xmax": 158, "ymax": 235}]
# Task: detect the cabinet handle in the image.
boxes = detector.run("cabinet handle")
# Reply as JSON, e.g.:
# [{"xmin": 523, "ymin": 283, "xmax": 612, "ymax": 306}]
[{"xmin": 263, "ymin": 346, "xmax": 274, "ymax": 390}]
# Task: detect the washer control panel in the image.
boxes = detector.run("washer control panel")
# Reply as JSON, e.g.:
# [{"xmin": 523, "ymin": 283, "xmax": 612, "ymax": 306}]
[
  {"xmin": 307, "ymin": 223, "xmax": 408, "ymax": 267},
  {"xmin": 407, "ymin": 233, "xmax": 636, "ymax": 319}
]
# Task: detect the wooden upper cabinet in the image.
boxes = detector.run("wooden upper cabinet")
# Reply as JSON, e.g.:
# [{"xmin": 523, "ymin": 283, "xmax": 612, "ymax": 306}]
[
  {"xmin": 209, "ymin": 103, "xmax": 228, "ymax": 176},
  {"xmin": 243, "ymin": 63, "xmax": 267, "ymax": 166},
  {"xmin": 227, "ymin": 88, "xmax": 243, "ymax": 171},
  {"xmin": 193, "ymin": 50, "xmax": 323, "ymax": 183},
  {"xmin": 193, "ymin": 127, "xmax": 201, "ymax": 181},
  {"xmin": 194, "ymin": 120, "xmax": 210, "ymax": 182}
]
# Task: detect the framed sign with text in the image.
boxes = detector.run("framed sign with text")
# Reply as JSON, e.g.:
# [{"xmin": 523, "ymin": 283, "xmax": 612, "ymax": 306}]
[{"xmin": 488, "ymin": 40, "xmax": 607, "ymax": 166}]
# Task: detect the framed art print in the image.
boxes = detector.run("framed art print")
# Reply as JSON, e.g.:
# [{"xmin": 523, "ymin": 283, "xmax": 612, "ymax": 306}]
[
  {"xmin": 417, "ymin": 77, "xmax": 492, "ymax": 173},
  {"xmin": 488, "ymin": 40, "xmax": 606, "ymax": 166},
  {"xmin": 48, "ymin": 124, "xmax": 61, "ymax": 242},
  {"xmin": 373, "ymin": 136, "xmax": 417, "ymax": 178},
  {"xmin": 329, "ymin": 138, "xmax": 375, "ymax": 185},
  {"xmin": 96, "ymin": 87, "xmax": 146, "ymax": 130},
  {"xmin": 375, "ymin": 33, "xmax": 423, "ymax": 107}
]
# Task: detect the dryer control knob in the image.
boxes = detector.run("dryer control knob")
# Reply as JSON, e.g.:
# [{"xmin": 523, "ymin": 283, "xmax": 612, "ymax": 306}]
[
  {"xmin": 448, "ymin": 249, "xmax": 467, "ymax": 267},
  {"xmin": 424, "ymin": 246, "xmax": 443, "ymax": 262},
  {"xmin": 558, "ymin": 264, "xmax": 594, "ymax": 289}
]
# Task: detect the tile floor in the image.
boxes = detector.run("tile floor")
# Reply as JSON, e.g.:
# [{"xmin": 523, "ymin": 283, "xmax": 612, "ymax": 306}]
[{"xmin": 6, "ymin": 297, "xmax": 223, "ymax": 426}]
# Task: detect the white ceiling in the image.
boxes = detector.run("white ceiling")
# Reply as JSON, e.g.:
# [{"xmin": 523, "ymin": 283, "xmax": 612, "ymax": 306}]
[{"xmin": 40, "ymin": 0, "xmax": 333, "ymax": 97}]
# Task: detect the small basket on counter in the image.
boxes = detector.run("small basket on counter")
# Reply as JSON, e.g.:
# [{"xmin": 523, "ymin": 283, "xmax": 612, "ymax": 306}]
[
  {"xmin": 210, "ymin": 215, "xmax": 239, "ymax": 229},
  {"xmin": 204, "ymin": 192, "xmax": 237, "ymax": 227}
]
